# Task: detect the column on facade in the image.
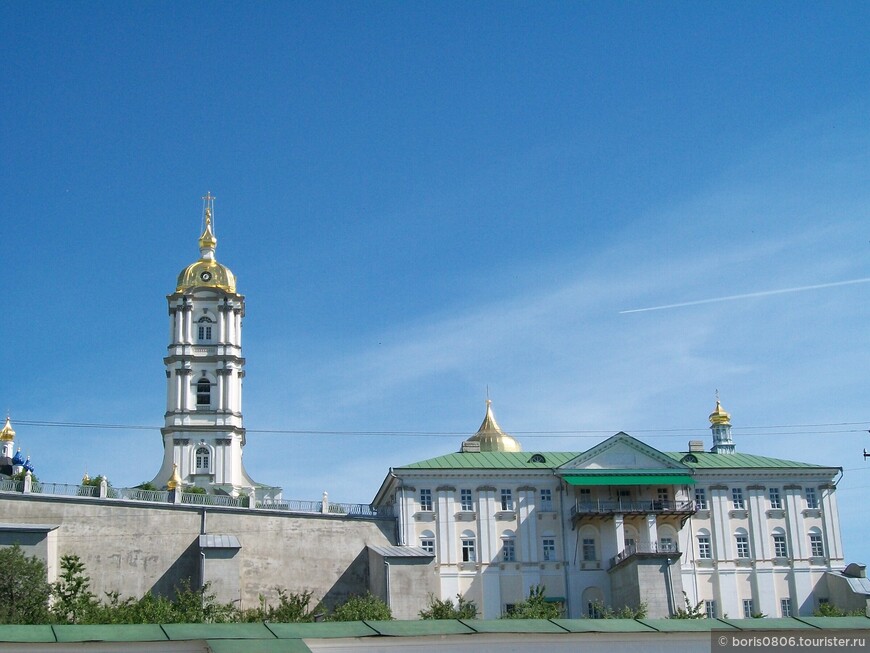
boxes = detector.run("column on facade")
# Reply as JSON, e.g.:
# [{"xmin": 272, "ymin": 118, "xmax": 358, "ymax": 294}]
[
  {"xmin": 436, "ymin": 487, "xmax": 457, "ymax": 564},
  {"xmin": 216, "ymin": 369, "xmax": 227, "ymax": 412},
  {"xmin": 820, "ymin": 483, "xmax": 843, "ymax": 561},
  {"xmin": 747, "ymin": 484, "xmax": 776, "ymax": 616},
  {"xmin": 517, "ymin": 487, "xmax": 537, "ymax": 563},
  {"xmin": 174, "ymin": 305, "xmax": 184, "ymax": 343},
  {"xmin": 644, "ymin": 513, "xmax": 658, "ymax": 550},
  {"xmin": 783, "ymin": 485, "xmax": 806, "ymax": 559},
  {"xmin": 708, "ymin": 485, "xmax": 731, "ymax": 560},
  {"xmin": 397, "ymin": 485, "xmax": 413, "ymax": 546},
  {"xmin": 183, "ymin": 303, "xmax": 194, "ymax": 343},
  {"xmin": 234, "ymin": 309, "xmax": 242, "ymax": 347},
  {"xmin": 217, "ymin": 304, "xmax": 227, "ymax": 344},
  {"xmin": 747, "ymin": 485, "xmax": 770, "ymax": 560},
  {"xmin": 476, "ymin": 488, "xmax": 497, "ymax": 564},
  {"xmin": 179, "ymin": 369, "xmax": 192, "ymax": 411}
]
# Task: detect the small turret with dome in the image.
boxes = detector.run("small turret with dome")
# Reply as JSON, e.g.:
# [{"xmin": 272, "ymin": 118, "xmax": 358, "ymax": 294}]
[
  {"xmin": 461, "ymin": 399, "xmax": 522, "ymax": 453},
  {"xmin": 0, "ymin": 416, "xmax": 34, "ymax": 477},
  {"xmin": 175, "ymin": 192, "xmax": 237, "ymax": 293},
  {"xmin": 709, "ymin": 392, "xmax": 735, "ymax": 454}
]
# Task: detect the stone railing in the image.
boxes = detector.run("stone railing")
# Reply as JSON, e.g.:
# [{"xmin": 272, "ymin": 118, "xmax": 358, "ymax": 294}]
[
  {"xmin": 610, "ymin": 542, "xmax": 681, "ymax": 568},
  {"xmin": 0, "ymin": 474, "xmax": 391, "ymax": 519},
  {"xmin": 572, "ymin": 499, "xmax": 696, "ymax": 518}
]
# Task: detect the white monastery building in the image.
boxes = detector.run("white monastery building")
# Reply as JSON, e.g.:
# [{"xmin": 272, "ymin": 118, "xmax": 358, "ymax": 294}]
[{"xmin": 373, "ymin": 398, "xmax": 846, "ymax": 619}]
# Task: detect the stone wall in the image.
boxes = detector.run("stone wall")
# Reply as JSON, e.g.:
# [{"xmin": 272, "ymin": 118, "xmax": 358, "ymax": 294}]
[{"xmin": 0, "ymin": 493, "xmax": 397, "ymax": 610}]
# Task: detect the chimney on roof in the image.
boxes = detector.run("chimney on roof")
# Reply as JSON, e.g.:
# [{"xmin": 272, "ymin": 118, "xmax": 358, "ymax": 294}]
[{"xmin": 688, "ymin": 440, "xmax": 704, "ymax": 452}]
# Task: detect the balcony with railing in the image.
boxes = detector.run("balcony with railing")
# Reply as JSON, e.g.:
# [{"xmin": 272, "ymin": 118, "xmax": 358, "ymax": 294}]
[
  {"xmin": 609, "ymin": 542, "xmax": 682, "ymax": 569},
  {"xmin": 571, "ymin": 498, "xmax": 696, "ymax": 521}
]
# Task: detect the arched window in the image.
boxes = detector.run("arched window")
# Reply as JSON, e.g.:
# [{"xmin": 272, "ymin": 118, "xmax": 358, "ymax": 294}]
[
  {"xmin": 772, "ymin": 527, "xmax": 788, "ymax": 558},
  {"xmin": 195, "ymin": 447, "xmax": 210, "ymax": 472},
  {"xmin": 196, "ymin": 378, "xmax": 211, "ymax": 406},
  {"xmin": 501, "ymin": 529, "xmax": 516, "ymax": 562},
  {"xmin": 697, "ymin": 529, "xmax": 712, "ymax": 559},
  {"xmin": 461, "ymin": 529, "xmax": 476, "ymax": 562},
  {"xmin": 658, "ymin": 524, "xmax": 677, "ymax": 552},
  {"xmin": 808, "ymin": 527, "xmax": 824, "ymax": 558},
  {"xmin": 420, "ymin": 530, "xmax": 435, "ymax": 555},
  {"xmin": 528, "ymin": 454, "xmax": 546, "ymax": 463},
  {"xmin": 197, "ymin": 316, "xmax": 214, "ymax": 342}
]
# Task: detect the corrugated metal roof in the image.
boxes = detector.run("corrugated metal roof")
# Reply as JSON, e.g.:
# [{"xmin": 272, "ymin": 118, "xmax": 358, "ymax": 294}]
[
  {"xmin": 53, "ymin": 624, "xmax": 168, "ymax": 643},
  {"xmin": 368, "ymin": 545, "xmax": 434, "ymax": 558},
  {"xmin": 664, "ymin": 452, "xmax": 826, "ymax": 469},
  {"xmin": 199, "ymin": 534, "xmax": 241, "ymax": 549},
  {"xmin": 0, "ymin": 625, "xmax": 56, "ymax": 642}
]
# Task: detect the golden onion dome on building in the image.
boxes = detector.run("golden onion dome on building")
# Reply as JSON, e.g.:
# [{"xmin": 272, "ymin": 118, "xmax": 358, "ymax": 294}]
[
  {"xmin": 167, "ymin": 463, "xmax": 183, "ymax": 490},
  {"xmin": 464, "ymin": 399, "xmax": 522, "ymax": 453},
  {"xmin": 175, "ymin": 199, "xmax": 237, "ymax": 293},
  {"xmin": 709, "ymin": 399, "xmax": 731, "ymax": 425},
  {"xmin": 0, "ymin": 416, "xmax": 16, "ymax": 442}
]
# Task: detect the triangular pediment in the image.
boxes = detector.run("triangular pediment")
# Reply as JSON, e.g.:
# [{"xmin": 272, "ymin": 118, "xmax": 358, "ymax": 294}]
[{"xmin": 558, "ymin": 432, "xmax": 689, "ymax": 472}]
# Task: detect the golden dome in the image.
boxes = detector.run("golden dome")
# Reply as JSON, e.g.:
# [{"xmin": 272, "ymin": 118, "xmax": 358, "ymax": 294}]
[
  {"xmin": 0, "ymin": 416, "xmax": 15, "ymax": 442},
  {"xmin": 175, "ymin": 204, "xmax": 237, "ymax": 293},
  {"xmin": 464, "ymin": 400, "xmax": 523, "ymax": 453},
  {"xmin": 167, "ymin": 463, "xmax": 183, "ymax": 490},
  {"xmin": 709, "ymin": 399, "xmax": 731, "ymax": 425}
]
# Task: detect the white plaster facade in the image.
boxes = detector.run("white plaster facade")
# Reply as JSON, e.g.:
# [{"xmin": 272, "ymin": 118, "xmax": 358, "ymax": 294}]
[{"xmin": 373, "ymin": 402, "xmax": 845, "ymax": 619}]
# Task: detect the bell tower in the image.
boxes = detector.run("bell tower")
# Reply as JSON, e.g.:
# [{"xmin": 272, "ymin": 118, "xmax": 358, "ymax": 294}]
[{"xmin": 150, "ymin": 194, "xmax": 263, "ymax": 496}]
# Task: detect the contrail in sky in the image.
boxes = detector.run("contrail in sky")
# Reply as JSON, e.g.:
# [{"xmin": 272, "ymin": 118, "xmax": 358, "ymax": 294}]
[{"xmin": 620, "ymin": 277, "xmax": 870, "ymax": 314}]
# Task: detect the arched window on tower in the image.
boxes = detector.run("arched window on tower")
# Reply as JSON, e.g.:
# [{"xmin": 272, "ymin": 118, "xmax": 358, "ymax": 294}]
[
  {"xmin": 196, "ymin": 378, "xmax": 211, "ymax": 407},
  {"xmin": 195, "ymin": 447, "xmax": 210, "ymax": 472},
  {"xmin": 197, "ymin": 316, "xmax": 214, "ymax": 342}
]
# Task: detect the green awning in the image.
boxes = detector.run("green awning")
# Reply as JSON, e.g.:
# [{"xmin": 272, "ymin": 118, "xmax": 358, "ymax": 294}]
[{"xmin": 562, "ymin": 473, "xmax": 694, "ymax": 486}]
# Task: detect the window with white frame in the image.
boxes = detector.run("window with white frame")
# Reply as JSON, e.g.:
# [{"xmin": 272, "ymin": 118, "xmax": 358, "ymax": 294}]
[
  {"xmin": 419, "ymin": 488, "xmax": 433, "ymax": 511},
  {"xmin": 773, "ymin": 532, "xmax": 788, "ymax": 558},
  {"xmin": 420, "ymin": 530, "xmax": 435, "ymax": 554},
  {"xmin": 542, "ymin": 537, "xmax": 556, "ymax": 561},
  {"xmin": 781, "ymin": 598, "xmax": 792, "ymax": 617},
  {"xmin": 695, "ymin": 488, "xmax": 707, "ymax": 510},
  {"xmin": 731, "ymin": 487, "xmax": 745, "ymax": 509},
  {"xmin": 460, "ymin": 488, "xmax": 473, "ymax": 511},
  {"xmin": 809, "ymin": 531, "xmax": 824, "ymax": 557},
  {"xmin": 582, "ymin": 538, "xmax": 597, "ymax": 561},
  {"xmin": 697, "ymin": 534, "xmax": 712, "ymax": 559},
  {"xmin": 805, "ymin": 487, "xmax": 819, "ymax": 509},
  {"xmin": 743, "ymin": 599, "xmax": 754, "ymax": 618},
  {"xmin": 197, "ymin": 316, "xmax": 214, "ymax": 342},
  {"xmin": 769, "ymin": 487, "xmax": 782, "ymax": 509},
  {"xmin": 196, "ymin": 377, "xmax": 211, "ymax": 406},
  {"xmin": 461, "ymin": 530, "xmax": 476, "ymax": 562},
  {"xmin": 705, "ymin": 600, "xmax": 716, "ymax": 619},
  {"xmin": 195, "ymin": 446, "xmax": 210, "ymax": 472},
  {"xmin": 502, "ymin": 534, "xmax": 516, "ymax": 562},
  {"xmin": 735, "ymin": 532, "xmax": 750, "ymax": 559},
  {"xmin": 500, "ymin": 489, "xmax": 514, "ymax": 511},
  {"xmin": 540, "ymin": 488, "xmax": 553, "ymax": 511}
]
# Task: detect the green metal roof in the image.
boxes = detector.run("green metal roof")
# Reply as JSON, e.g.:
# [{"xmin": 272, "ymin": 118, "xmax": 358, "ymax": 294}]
[
  {"xmin": 551, "ymin": 618, "xmax": 658, "ymax": 632},
  {"xmin": 397, "ymin": 450, "xmax": 824, "ymax": 472},
  {"xmin": 637, "ymin": 618, "xmax": 738, "ymax": 632},
  {"xmin": 363, "ymin": 619, "xmax": 476, "ymax": 636},
  {"xmin": 795, "ymin": 616, "xmax": 870, "ymax": 629},
  {"xmin": 0, "ymin": 625, "xmax": 56, "ymax": 642},
  {"xmin": 265, "ymin": 622, "xmax": 378, "ymax": 639},
  {"xmin": 462, "ymin": 619, "xmax": 569, "ymax": 633},
  {"xmin": 398, "ymin": 451, "xmax": 580, "ymax": 470},
  {"xmin": 161, "ymin": 622, "xmax": 276, "ymax": 640},
  {"xmin": 563, "ymin": 473, "xmax": 695, "ymax": 486},
  {"xmin": 719, "ymin": 617, "xmax": 818, "ymax": 630},
  {"xmin": 665, "ymin": 451, "xmax": 826, "ymax": 469},
  {"xmin": 53, "ymin": 624, "xmax": 168, "ymax": 642}
]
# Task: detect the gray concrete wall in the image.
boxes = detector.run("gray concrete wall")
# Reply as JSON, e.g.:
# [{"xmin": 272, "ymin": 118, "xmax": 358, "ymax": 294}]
[
  {"xmin": 0, "ymin": 493, "xmax": 395, "ymax": 611},
  {"xmin": 609, "ymin": 554, "xmax": 683, "ymax": 618},
  {"xmin": 367, "ymin": 550, "xmax": 437, "ymax": 620}
]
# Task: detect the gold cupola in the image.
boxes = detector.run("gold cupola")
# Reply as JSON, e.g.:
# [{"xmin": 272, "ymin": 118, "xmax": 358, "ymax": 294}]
[
  {"xmin": 0, "ymin": 416, "xmax": 15, "ymax": 442},
  {"xmin": 463, "ymin": 399, "xmax": 522, "ymax": 453},
  {"xmin": 709, "ymin": 399, "xmax": 731, "ymax": 425},
  {"xmin": 167, "ymin": 464, "xmax": 183, "ymax": 490},
  {"xmin": 175, "ymin": 193, "xmax": 237, "ymax": 293}
]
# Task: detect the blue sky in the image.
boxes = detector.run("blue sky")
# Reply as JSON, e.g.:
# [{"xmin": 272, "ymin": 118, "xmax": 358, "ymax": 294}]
[{"xmin": 2, "ymin": 3, "xmax": 869, "ymax": 560}]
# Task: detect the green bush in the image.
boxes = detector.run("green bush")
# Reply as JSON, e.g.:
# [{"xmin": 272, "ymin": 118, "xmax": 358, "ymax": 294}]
[
  {"xmin": 0, "ymin": 545, "xmax": 52, "ymax": 624},
  {"xmin": 330, "ymin": 593, "xmax": 392, "ymax": 621},
  {"xmin": 420, "ymin": 593, "xmax": 477, "ymax": 619},
  {"xmin": 502, "ymin": 585, "xmax": 563, "ymax": 619}
]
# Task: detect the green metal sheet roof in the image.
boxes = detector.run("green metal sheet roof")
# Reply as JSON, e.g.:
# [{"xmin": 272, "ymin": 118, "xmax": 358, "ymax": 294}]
[
  {"xmin": 795, "ymin": 616, "xmax": 870, "ymax": 629},
  {"xmin": 720, "ymin": 618, "xmax": 818, "ymax": 630},
  {"xmin": 665, "ymin": 451, "xmax": 826, "ymax": 469},
  {"xmin": 265, "ymin": 622, "xmax": 378, "ymax": 639},
  {"xmin": 363, "ymin": 619, "xmax": 476, "ymax": 636},
  {"xmin": 551, "ymin": 618, "xmax": 658, "ymax": 632},
  {"xmin": 563, "ymin": 473, "xmax": 694, "ymax": 486},
  {"xmin": 0, "ymin": 625, "xmax": 56, "ymax": 642},
  {"xmin": 398, "ymin": 449, "xmax": 824, "ymax": 472},
  {"xmin": 208, "ymin": 638, "xmax": 311, "ymax": 653},
  {"xmin": 463, "ymin": 619, "xmax": 569, "ymax": 633},
  {"xmin": 638, "ymin": 618, "xmax": 738, "ymax": 632},
  {"xmin": 162, "ymin": 622, "xmax": 277, "ymax": 640},
  {"xmin": 399, "ymin": 451, "xmax": 580, "ymax": 470},
  {"xmin": 53, "ymin": 624, "xmax": 168, "ymax": 642}
]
